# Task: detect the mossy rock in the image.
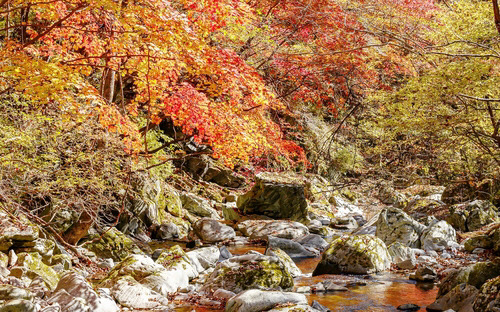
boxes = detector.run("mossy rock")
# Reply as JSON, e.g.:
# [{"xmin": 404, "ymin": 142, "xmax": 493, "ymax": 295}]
[
  {"xmin": 313, "ymin": 235, "xmax": 391, "ymax": 275},
  {"xmin": 473, "ymin": 276, "xmax": 500, "ymax": 312},
  {"xmin": 203, "ymin": 253, "xmax": 293, "ymax": 293},
  {"xmin": 10, "ymin": 252, "xmax": 59, "ymax": 290},
  {"xmin": 437, "ymin": 261, "xmax": 500, "ymax": 298},
  {"xmin": 84, "ymin": 227, "xmax": 143, "ymax": 262},
  {"xmin": 237, "ymin": 172, "xmax": 309, "ymax": 222},
  {"xmin": 464, "ymin": 234, "xmax": 494, "ymax": 252},
  {"xmin": 51, "ymin": 254, "xmax": 72, "ymax": 270},
  {"xmin": 163, "ymin": 184, "xmax": 183, "ymax": 218}
]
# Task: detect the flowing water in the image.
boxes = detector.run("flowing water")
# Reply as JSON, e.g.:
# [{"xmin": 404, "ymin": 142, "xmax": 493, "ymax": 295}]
[
  {"xmin": 161, "ymin": 243, "xmax": 438, "ymax": 311},
  {"xmin": 229, "ymin": 245, "xmax": 438, "ymax": 312}
]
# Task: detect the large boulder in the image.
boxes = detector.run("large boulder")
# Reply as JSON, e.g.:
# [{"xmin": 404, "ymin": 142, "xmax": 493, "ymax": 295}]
[
  {"xmin": 437, "ymin": 261, "xmax": 500, "ymax": 299},
  {"xmin": 473, "ymin": 276, "xmax": 500, "ymax": 312},
  {"xmin": 155, "ymin": 245, "xmax": 198, "ymax": 280},
  {"xmin": 48, "ymin": 272, "xmax": 119, "ymax": 312},
  {"xmin": 312, "ymin": 235, "xmax": 391, "ymax": 275},
  {"xmin": 186, "ymin": 246, "xmax": 220, "ymax": 275},
  {"xmin": 420, "ymin": 220, "xmax": 456, "ymax": 251},
  {"xmin": 237, "ymin": 220, "xmax": 309, "ymax": 240},
  {"xmin": 237, "ymin": 172, "xmax": 309, "ymax": 222},
  {"xmin": 202, "ymin": 253, "xmax": 294, "ymax": 293},
  {"xmin": 332, "ymin": 196, "xmax": 364, "ymax": 218},
  {"xmin": 225, "ymin": 289, "xmax": 307, "ymax": 312},
  {"xmin": 0, "ymin": 214, "xmax": 39, "ymax": 252},
  {"xmin": 193, "ymin": 218, "xmax": 235, "ymax": 243},
  {"xmin": 375, "ymin": 207, "xmax": 426, "ymax": 248}
]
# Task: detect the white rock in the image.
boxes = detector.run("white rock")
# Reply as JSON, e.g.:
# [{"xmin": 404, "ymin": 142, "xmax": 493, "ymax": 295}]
[
  {"xmin": 420, "ymin": 221, "xmax": 457, "ymax": 251},
  {"xmin": 388, "ymin": 242, "xmax": 417, "ymax": 270},
  {"xmin": 111, "ymin": 276, "xmax": 169, "ymax": 309},
  {"xmin": 225, "ymin": 289, "xmax": 307, "ymax": 312},
  {"xmin": 186, "ymin": 246, "xmax": 220, "ymax": 274}
]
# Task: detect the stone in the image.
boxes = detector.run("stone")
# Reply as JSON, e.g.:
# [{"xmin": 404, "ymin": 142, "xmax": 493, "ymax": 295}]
[
  {"xmin": 267, "ymin": 236, "xmax": 318, "ymax": 258},
  {"xmin": 410, "ymin": 265, "xmax": 437, "ymax": 282},
  {"xmin": 378, "ymin": 182, "xmax": 407, "ymax": 207},
  {"xmin": 100, "ymin": 254, "xmax": 189, "ymax": 296},
  {"xmin": 236, "ymin": 172, "xmax": 309, "ymax": 222},
  {"xmin": 311, "ymin": 300, "xmax": 330, "ymax": 312},
  {"xmin": 186, "ymin": 246, "xmax": 220, "ymax": 274},
  {"xmin": 317, "ymin": 280, "xmax": 348, "ymax": 292},
  {"xmin": 11, "ymin": 252, "xmax": 59, "ymax": 290},
  {"xmin": 48, "ymin": 272, "xmax": 119, "ymax": 312},
  {"xmin": 294, "ymin": 234, "xmax": 329, "ymax": 252},
  {"xmin": 84, "ymin": 227, "xmax": 143, "ymax": 262},
  {"xmin": 164, "ymin": 183, "xmax": 183, "ymax": 217},
  {"xmin": 152, "ymin": 222, "xmax": 180, "ymax": 240},
  {"xmin": 202, "ymin": 253, "xmax": 294, "ymax": 293},
  {"xmin": 111, "ymin": 276, "xmax": 169, "ymax": 309},
  {"xmin": 225, "ymin": 289, "xmax": 307, "ymax": 312},
  {"xmin": 375, "ymin": 207, "xmax": 426, "ymax": 248},
  {"xmin": 0, "ymin": 285, "xmax": 33, "ymax": 301},
  {"xmin": 237, "ymin": 220, "xmax": 309, "ymax": 240},
  {"xmin": 466, "ymin": 201, "xmax": 498, "ymax": 231},
  {"xmin": 473, "ymin": 276, "xmax": 500, "ymax": 312},
  {"xmin": 268, "ymin": 305, "xmax": 320, "ymax": 312},
  {"xmin": 397, "ymin": 303, "xmax": 420, "ymax": 311},
  {"xmin": 405, "ymin": 197, "xmax": 444, "ymax": 216},
  {"xmin": 427, "ymin": 283, "xmax": 478, "ymax": 312},
  {"xmin": 313, "ymin": 235, "xmax": 391, "ymax": 275},
  {"xmin": 464, "ymin": 235, "xmax": 493, "ymax": 252},
  {"xmin": 155, "ymin": 245, "xmax": 198, "ymax": 279},
  {"xmin": 420, "ymin": 221, "xmax": 457, "ymax": 251},
  {"xmin": 221, "ymin": 203, "xmax": 241, "ymax": 221},
  {"xmin": 437, "ymin": 261, "xmax": 500, "ymax": 298},
  {"xmin": 51, "ymin": 254, "xmax": 72, "ymax": 270},
  {"xmin": 219, "ymin": 246, "xmax": 233, "ymax": 262},
  {"xmin": 0, "ymin": 299, "xmax": 36, "ymax": 312},
  {"xmin": 213, "ymin": 289, "xmax": 236, "ymax": 300},
  {"xmin": 265, "ymin": 247, "xmax": 302, "ymax": 277},
  {"xmin": 388, "ymin": 242, "xmax": 417, "ymax": 270},
  {"xmin": 193, "ymin": 218, "xmax": 236, "ymax": 243},
  {"xmin": 181, "ymin": 193, "xmax": 220, "ymax": 219},
  {"xmin": 332, "ymin": 196, "xmax": 364, "ymax": 218}
]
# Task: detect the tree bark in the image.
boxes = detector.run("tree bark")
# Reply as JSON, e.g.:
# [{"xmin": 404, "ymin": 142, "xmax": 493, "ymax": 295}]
[{"xmin": 494, "ymin": 0, "xmax": 500, "ymax": 35}]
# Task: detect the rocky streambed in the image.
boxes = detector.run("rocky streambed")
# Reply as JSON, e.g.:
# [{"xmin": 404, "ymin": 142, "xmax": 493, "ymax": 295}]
[{"xmin": 0, "ymin": 172, "xmax": 499, "ymax": 312}]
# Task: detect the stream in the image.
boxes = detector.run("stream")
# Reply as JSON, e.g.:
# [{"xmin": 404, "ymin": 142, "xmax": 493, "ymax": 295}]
[{"xmin": 228, "ymin": 246, "xmax": 438, "ymax": 312}]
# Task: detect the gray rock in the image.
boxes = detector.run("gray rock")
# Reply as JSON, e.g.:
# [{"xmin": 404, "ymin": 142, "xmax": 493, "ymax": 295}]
[
  {"xmin": 153, "ymin": 222, "xmax": 180, "ymax": 240},
  {"xmin": 313, "ymin": 235, "xmax": 391, "ymax": 275},
  {"xmin": 294, "ymin": 234, "xmax": 329, "ymax": 252},
  {"xmin": 237, "ymin": 220, "xmax": 309, "ymax": 240},
  {"xmin": 225, "ymin": 289, "xmax": 307, "ymax": 312},
  {"xmin": 376, "ymin": 207, "xmax": 426, "ymax": 248},
  {"xmin": 237, "ymin": 172, "xmax": 309, "ymax": 222},
  {"xmin": 388, "ymin": 242, "xmax": 417, "ymax": 270},
  {"xmin": 193, "ymin": 218, "xmax": 235, "ymax": 243},
  {"xmin": 268, "ymin": 236, "xmax": 318, "ymax": 258},
  {"xmin": 311, "ymin": 300, "xmax": 330, "ymax": 312},
  {"xmin": 268, "ymin": 304, "xmax": 321, "ymax": 312},
  {"xmin": 464, "ymin": 235, "xmax": 493, "ymax": 252},
  {"xmin": 219, "ymin": 246, "xmax": 233, "ymax": 261},
  {"xmin": 397, "ymin": 303, "xmax": 420, "ymax": 311},
  {"xmin": 410, "ymin": 265, "xmax": 437, "ymax": 282},
  {"xmin": 213, "ymin": 289, "xmax": 236, "ymax": 300}
]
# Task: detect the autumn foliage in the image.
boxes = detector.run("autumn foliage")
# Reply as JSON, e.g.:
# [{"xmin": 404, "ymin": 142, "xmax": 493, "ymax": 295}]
[{"xmin": 0, "ymin": 0, "xmax": 437, "ymax": 166}]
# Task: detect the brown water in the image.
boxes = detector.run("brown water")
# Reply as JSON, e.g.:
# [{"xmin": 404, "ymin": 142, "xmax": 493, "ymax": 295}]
[{"xmin": 168, "ymin": 243, "xmax": 438, "ymax": 312}]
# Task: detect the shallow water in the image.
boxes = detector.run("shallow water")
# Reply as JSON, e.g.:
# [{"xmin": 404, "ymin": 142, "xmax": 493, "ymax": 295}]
[{"xmin": 169, "ymin": 243, "xmax": 438, "ymax": 312}]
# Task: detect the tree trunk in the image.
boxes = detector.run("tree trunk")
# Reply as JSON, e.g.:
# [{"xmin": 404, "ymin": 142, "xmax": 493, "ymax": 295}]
[
  {"xmin": 62, "ymin": 209, "xmax": 95, "ymax": 245},
  {"xmin": 102, "ymin": 68, "xmax": 116, "ymax": 103},
  {"xmin": 494, "ymin": 0, "xmax": 500, "ymax": 35}
]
